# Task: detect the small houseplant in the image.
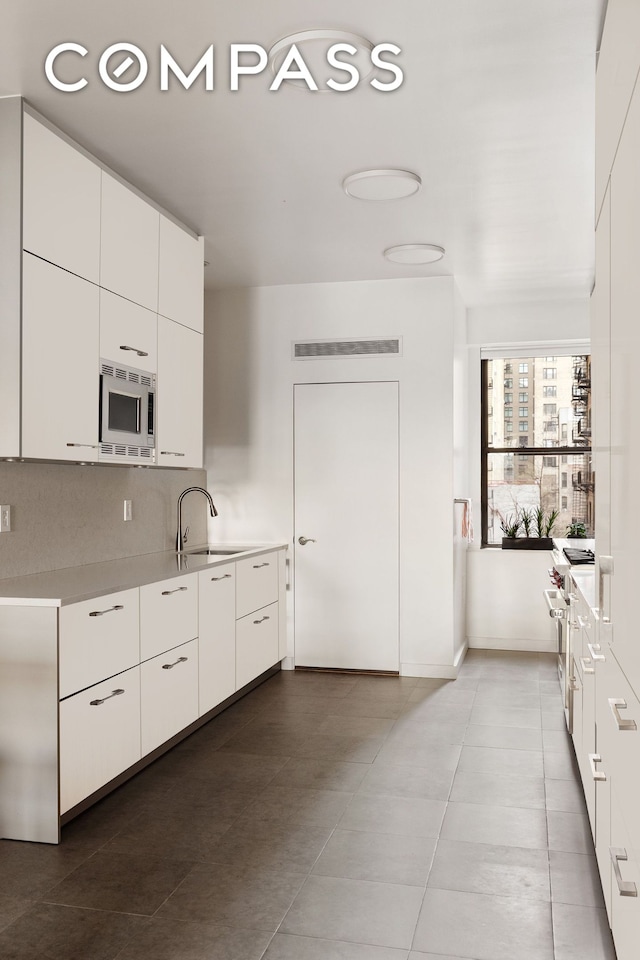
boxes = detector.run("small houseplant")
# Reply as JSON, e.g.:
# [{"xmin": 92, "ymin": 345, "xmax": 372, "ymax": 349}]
[
  {"xmin": 500, "ymin": 507, "xmax": 558, "ymax": 549},
  {"xmin": 566, "ymin": 520, "xmax": 587, "ymax": 539}
]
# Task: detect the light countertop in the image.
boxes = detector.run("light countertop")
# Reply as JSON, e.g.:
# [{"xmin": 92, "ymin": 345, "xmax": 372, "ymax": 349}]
[
  {"xmin": 0, "ymin": 542, "xmax": 288, "ymax": 607},
  {"xmin": 552, "ymin": 538, "xmax": 596, "ymax": 610}
]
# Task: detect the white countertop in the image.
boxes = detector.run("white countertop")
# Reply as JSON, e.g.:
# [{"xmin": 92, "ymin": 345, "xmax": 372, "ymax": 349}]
[
  {"xmin": 0, "ymin": 542, "xmax": 288, "ymax": 607},
  {"xmin": 552, "ymin": 538, "xmax": 597, "ymax": 611}
]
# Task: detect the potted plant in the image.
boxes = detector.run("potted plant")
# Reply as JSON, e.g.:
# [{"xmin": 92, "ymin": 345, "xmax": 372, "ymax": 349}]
[
  {"xmin": 500, "ymin": 507, "xmax": 558, "ymax": 549},
  {"xmin": 566, "ymin": 520, "xmax": 587, "ymax": 539}
]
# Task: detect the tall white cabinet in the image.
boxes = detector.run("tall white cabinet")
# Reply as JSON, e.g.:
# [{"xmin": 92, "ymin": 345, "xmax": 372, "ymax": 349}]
[
  {"xmin": 0, "ymin": 97, "xmax": 204, "ymax": 468},
  {"xmin": 591, "ymin": 1, "xmax": 640, "ymax": 955}
]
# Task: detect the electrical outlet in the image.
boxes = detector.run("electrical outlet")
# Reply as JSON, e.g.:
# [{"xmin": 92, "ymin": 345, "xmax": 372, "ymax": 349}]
[
  {"xmin": 0, "ymin": 505, "xmax": 11, "ymax": 533},
  {"xmin": 123, "ymin": 499, "xmax": 132, "ymax": 522}
]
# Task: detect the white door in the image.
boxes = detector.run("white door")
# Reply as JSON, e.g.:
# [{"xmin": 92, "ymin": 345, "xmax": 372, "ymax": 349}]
[{"xmin": 294, "ymin": 381, "xmax": 399, "ymax": 671}]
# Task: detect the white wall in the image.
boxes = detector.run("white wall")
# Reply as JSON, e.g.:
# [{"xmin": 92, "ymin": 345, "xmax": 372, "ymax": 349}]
[
  {"xmin": 465, "ymin": 297, "xmax": 590, "ymax": 651},
  {"xmin": 204, "ymin": 277, "xmax": 468, "ymax": 677}
]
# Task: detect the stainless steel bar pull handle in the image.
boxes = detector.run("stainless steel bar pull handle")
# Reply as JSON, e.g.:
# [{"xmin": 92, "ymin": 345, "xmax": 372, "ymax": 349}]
[
  {"xmin": 599, "ymin": 555, "xmax": 614, "ymax": 622},
  {"xmin": 577, "ymin": 615, "xmax": 591, "ymax": 630},
  {"xmin": 587, "ymin": 642, "xmax": 605, "ymax": 663},
  {"xmin": 609, "ymin": 698, "xmax": 638, "ymax": 731},
  {"xmin": 543, "ymin": 589, "xmax": 564, "ymax": 619},
  {"xmin": 253, "ymin": 615, "xmax": 270, "ymax": 624},
  {"xmin": 119, "ymin": 344, "xmax": 149, "ymax": 357},
  {"xmin": 162, "ymin": 586, "xmax": 188, "ymax": 596},
  {"xmin": 89, "ymin": 604, "xmax": 124, "ymax": 618},
  {"xmin": 90, "ymin": 688, "xmax": 125, "ymax": 706},
  {"xmin": 610, "ymin": 848, "xmax": 638, "ymax": 897},
  {"xmin": 580, "ymin": 657, "xmax": 595, "ymax": 675},
  {"xmin": 211, "ymin": 574, "xmax": 232, "ymax": 581},
  {"xmin": 162, "ymin": 656, "xmax": 188, "ymax": 670},
  {"xmin": 588, "ymin": 753, "xmax": 606, "ymax": 781},
  {"xmin": 66, "ymin": 442, "xmax": 100, "ymax": 448},
  {"xmin": 253, "ymin": 562, "xmax": 270, "ymax": 568},
  {"xmin": 298, "ymin": 537, "xmax": 317, "ymax": 545},
  {"xmin": 160, "ymin": 451, "xmax": 186, "ymax": 457}
]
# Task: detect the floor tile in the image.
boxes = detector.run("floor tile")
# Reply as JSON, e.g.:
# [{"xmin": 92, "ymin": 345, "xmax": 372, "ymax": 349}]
[
  {"xmin": 318, "ymin": 716, "xmax": 397, "ymax": 739},
  {"xmin": 469, "ymin": 702, "xmax": 542, "ymax": 729},
  {"xmin": 463, "ymin": 723, "xmax": 543, "ymax": 751},
  {"xmin": 312, "ymin": 828, "xmax": 437, "ymax": 886},
  {"xmin": 154, "ymin": 750, "xmax": 288, "ymax": 791},
  {"xmin": 144, "ymin": 778, "xmax": 254, "ymax": 820},
  {"xmin": 552, "ymin": 902, "xmax": 616, "ymax": 960},
  {"xmin": 542, "ymin": 728, "xmax": 574, "ymax": 753},
  {"xmin": 405, "ymin": 683, "xmax": 476, "ymax": 707},
  {"xmin": 202, "ymin": 820, "xmax": 334, "ymax": 873},
  {"xmin": 0, "ymin": 895, "xmax": 33, "ymax": 933},
  {"xmin": 396, "ymin": 699, "xmax": 473, "ymax": 725},
  {"xmin": 357, "ymin": 760, "xmax": 454, "ymax": 802},
  {"xmin": 456, "ymin": 744, "xmax": 544, "ymax": 779},
  {"xmin": 0, "ymin": 840, "xmax": 97, "ymax": 900},
  {"xmin": 270, "ymin": 758, "xmax": 370, "ymax": 793},
  {"xmin": 338, "ymin": 794, "xmax": 446, "ymax": 839},
  {"xmin": 280, "ymin": 875, "xmax": 424, "ymax": 949},
  {"xmin": 547, "ymin": 811, "xmax": 594, "ymax": 854},
  {"xmin": 291, "ymin": 733, "xmax": 385, "ymax": 763},
  {"xmin": 265, "ymin": 933, "xmax": 409, "ymax": 959},
  {"xmin": 113, "ymin": 918, "xmax": 272, "ymax": 960},
  {"xmin": 217, "ymin": 729, "xmax": 313, "ymax": 757},
  {"xmin": 100, "ymin": 812, "xmax": 234, "ymax": 862},
  {"xmin": 476, "ymin": 678, "xmax": 541, "ymax": 697},
  {"xmin": 388, "ymin": 718, "xmax": 467, "ymax": 745},
  {"xmin": 0, "ymin": 903, "xmax": 146, "ymax": 960},
  {"xmin": 544, "ymin": 749, "xmax": 580, "ymax": 781},
  {"xmin": 545, "ymin": 777, "xmax": 588, "ymax": 814},
  {"xmin": 374, "ymin": 738, "xmax": 462, "ymax": 770},
  {"xmin": 449, "ymin": 768, "xmax": 546, "ymax": 810},
  {"xmin": 408, "ymin": 954, "xmax": 474, "ymax": 960},
  {"xmin": 43, "ymin": 852, "xmax": 193, "ymax": 915},
  {"xmin": 317, "ymin": 697, "xmax": 405, "ymax": 720},
  {"xmin": 549, "ymin": 851, "xmax": 606, "ymax": 907},
  {"xmin": 239, "ymin": 785, "xmax": 353, "ymax": 829},
  {"xmin": 413, "ymin": 887, "xmax": 554, "ymax": 960},
  {"xmin": 440, "ymin": 801, "xmax": 548, "ymax": 849},
  {"xmin": 156, "ymin": 861, "xmax": 306, "ymax": 931},
  {"xmin": 427, "ymin": 838, "xmax": 550, "ymax": 901}
]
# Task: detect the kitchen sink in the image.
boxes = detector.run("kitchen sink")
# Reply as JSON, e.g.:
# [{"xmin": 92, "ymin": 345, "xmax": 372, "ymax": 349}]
[{"xmin": 186, "ymin": 547, "xmax": 247, "ymax": 556}]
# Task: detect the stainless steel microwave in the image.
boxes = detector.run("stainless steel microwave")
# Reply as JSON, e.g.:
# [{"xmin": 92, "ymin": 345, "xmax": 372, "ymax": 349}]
[{"xmin": 99, "ymin": 359, "xmax": 156, "ymax": 463}]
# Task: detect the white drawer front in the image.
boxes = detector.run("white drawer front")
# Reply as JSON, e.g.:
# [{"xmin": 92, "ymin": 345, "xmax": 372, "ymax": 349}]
[
  {"xmin": 236, "ymin": 602, "xmax": 279, "ymax": 690},
  {"xmin": 198, "ymin": 564, "xmax": 236, "ymax": 715},
  {"xmin": 59, "ymin": 665, "xmax": 141, "ymax": 814},
  {"xmin": 140, "ymin": 573, "xmax": 198, "ymax": 661},
  {"xmin": 235, "ymin": 552, "xmax": 279, "ymax": 618},
  {"xmin": 59, "ymin": 588, "xmax": 139, "ymax": 699},
  {"xmin": 140, "ymin": 639, "xmax": 198, "ymax": 756}
]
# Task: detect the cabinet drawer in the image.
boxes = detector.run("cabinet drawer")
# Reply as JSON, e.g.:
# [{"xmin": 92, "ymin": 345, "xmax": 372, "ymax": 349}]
[
  {"xmin": 610, "ymin": 788, "xmax": 640, "ymax": 960},
  {"xmin": 198, "ymin": 565, "xmax": 236, "ymax": 715},
  {"xmin": 235, "ymin": 552, "xmax": 279, "ymax": 618},
  {"xmin": 59, "ymin": 588, "xmax": 140, "ymax": 698},
  {"xmin": 596, "ymin": 650, "xmax": 640, "ymax": 838},
  {"xmin": 59, "ymin": 665, "xmax": 141, "ymax": 813},
  {"xmin": 140, "ymin": 639, "xmax": 198, "ymax": 756},
  {"xmin": 236, "ymin": 602, "xmax": 279, "ymax": 689},
  {"xmin": 140, "ymin": 573, "xmax": 197, "ymax": 661},
  {"xmin": 99, "ymin": 289, "xmax": 158, "ymax": 374}
]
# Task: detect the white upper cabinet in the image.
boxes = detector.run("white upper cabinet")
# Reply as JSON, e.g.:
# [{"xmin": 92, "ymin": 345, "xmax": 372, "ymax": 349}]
[
  {"xmin": 157, "ymin": 316, "xmax": 203, "ymax": 468},
  {"xmin": 22, "ymin": 253, "xmax": 100, "ymax": 461},
  {"xmin": 99, "ymin": 289, "xmax": 158, "ymax": 374},
  {"xmin": 100, "ymin": 173, "xmax": 159, "ymax": 312},
  {"xmin": 22, "ymin": 114, "xmax": 101, "ymax": 284},
  {"xmin": 158, "ymin": 216, "xmax": 204, "ymax": 333}
]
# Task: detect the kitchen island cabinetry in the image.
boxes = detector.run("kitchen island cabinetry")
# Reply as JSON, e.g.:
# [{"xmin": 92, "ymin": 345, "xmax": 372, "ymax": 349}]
[{"xmin": 0, "ymin": 544, "xmax": 287, "ymax": 843}]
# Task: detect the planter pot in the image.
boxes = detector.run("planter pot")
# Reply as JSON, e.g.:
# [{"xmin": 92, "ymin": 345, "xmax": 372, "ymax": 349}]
[{"xmin": 501, "ymin": 537, "xmax": 554, "ymax": 550}]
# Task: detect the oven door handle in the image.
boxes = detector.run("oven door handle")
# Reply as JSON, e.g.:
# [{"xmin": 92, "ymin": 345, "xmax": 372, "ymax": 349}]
[{"xmin": 543, "ymin": 588, "xmax": 566, "ymax": 619}]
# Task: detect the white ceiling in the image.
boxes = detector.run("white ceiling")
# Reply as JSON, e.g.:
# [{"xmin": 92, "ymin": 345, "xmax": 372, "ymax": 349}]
[{"xmin": 2, "ymin": 0, "xmax": 606, "ymax": 306}]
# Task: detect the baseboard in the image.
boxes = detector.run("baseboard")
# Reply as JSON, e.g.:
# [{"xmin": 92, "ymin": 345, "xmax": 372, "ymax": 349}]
[
  {"xmin": 281, "ymin": 657, "xmax": 295, "ymax": 671},
  {"xmin": 467, "ymin": 636, "xmax": 556, "ymax": 654},
  {"xmin": 401, "ymin": 662, "xmax": 457, "ymax": 679}
]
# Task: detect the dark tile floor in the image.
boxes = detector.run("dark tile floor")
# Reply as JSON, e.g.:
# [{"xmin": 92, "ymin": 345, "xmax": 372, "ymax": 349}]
[{"xmin": 0, "ymin": 650, "xmax": 618, "ymax": 960}]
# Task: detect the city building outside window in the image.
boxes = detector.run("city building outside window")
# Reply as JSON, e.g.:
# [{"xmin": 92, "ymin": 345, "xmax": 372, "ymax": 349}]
[{"xmin": 481, "ymin": 353, "xmax": 593, "ymax": 545}]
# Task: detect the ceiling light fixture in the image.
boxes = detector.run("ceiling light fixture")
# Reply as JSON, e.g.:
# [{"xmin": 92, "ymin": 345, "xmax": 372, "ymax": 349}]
[
  {"xmin": 267, "ymin": 29, "xmax": 374, "ymax": 91},
  {"xmin": 384, "ymin": 243, "xmax": 445, "ymax": 265},
  {"xmin": 343, "ymin": 169, "xmax": 421, "ymax": 201}
]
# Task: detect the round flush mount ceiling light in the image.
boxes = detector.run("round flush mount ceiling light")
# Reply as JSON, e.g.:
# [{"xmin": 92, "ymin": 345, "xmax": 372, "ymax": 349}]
[
  {"xmin": 343, "ymin": 169, "xmax": 422, "ymax": 201},
  {"xmin": 383, "ymin": 243, "xmax": 445, "ymax": 265},
  {"xmin": 267, "ymin": 29, "xmax": 375, "ymax": 91}
]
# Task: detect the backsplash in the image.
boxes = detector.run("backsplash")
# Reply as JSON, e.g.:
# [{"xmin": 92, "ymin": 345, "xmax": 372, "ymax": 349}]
[{"xmin": 0, "ymin": 462, "xmax": 209, "ymax": 580}]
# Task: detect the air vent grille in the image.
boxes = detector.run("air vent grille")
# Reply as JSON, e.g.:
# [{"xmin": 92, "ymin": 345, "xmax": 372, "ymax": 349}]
[
  {"xmin": 99, "ymin": 443, "xmax": 154, "ymax": 462},
  {"xmin": 293, "ymin": 338, "xmax": 401, "ymax": 359}
]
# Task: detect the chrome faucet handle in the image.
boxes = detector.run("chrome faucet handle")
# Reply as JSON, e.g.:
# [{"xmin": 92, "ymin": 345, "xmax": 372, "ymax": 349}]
[{"xmin": 183, "ymin": 525, "xmax": 190, "ymax": 544}]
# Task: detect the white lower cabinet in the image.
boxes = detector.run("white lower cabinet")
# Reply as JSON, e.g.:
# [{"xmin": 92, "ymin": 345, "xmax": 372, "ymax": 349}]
[
  {"xmin": 59, "ymin": 665, "xmax": 141, "ymax": 814},
  {"xmin": 609, "ymin": 788, "xmax": 640, "ymax": 960},
  {"xmin": 140, "ymin": 639, "xmax": 199, "ymax": 756},
  {"xmin": 236, "ymin": 602, "xmax": 279, "ymax": 690},
  {"xmin": 198, "ymin": 565, "xmax": 236, "ymax": 715}
]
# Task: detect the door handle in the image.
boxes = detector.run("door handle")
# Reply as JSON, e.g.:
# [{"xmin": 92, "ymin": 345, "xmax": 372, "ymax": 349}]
[
  {"xmin": 609, "ymin": 698, "xmax": 638, "ymax": 731},
  {"xmin": 610, "ymin": 848, "xmax": 638, "ymax": 897},
  {"xmin": 298, "ymin": 537, "xmax": 317, "ymax": 545}
]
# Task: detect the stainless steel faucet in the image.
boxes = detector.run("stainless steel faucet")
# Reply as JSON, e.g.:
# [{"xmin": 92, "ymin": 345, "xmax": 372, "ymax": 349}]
[{"xmin": 176, "ymin": 486, "xmax": 218, "ymax": 552}]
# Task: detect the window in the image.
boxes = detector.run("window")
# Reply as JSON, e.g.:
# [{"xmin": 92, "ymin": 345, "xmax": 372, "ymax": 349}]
[
  {"xmin": 504, "ymin": 363, "xmax": 513, "ymax": 374},
  {"xmin": 482, "ymin": 353, "xmax": 593, "ymax": 544}
]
